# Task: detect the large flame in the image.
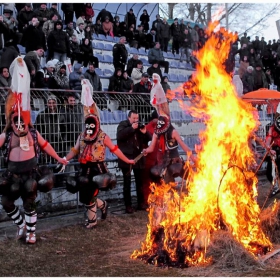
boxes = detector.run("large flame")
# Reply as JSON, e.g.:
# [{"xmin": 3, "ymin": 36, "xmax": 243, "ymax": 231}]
[{"xmin": 131, "ymin": 21, "xmax": 272, "ymax": 267}]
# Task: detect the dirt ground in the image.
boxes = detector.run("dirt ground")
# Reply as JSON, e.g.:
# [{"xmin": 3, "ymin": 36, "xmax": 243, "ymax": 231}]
[{"xmin": 0, "ymin": 175, "xmax": 280, "ymax": 277}]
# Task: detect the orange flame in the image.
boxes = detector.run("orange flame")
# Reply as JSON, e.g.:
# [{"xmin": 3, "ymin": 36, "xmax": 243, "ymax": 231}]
[{"xmin": 132, "ymin": 21, "xmax": 272, "ymax": 266}]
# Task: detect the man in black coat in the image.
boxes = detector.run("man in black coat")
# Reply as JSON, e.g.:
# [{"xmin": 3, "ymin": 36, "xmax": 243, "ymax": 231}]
[
  {"xmin": 84, "ymin": 63, "xmax": 102, "ymax": 91},
  {"xmin": 17, "ymin": 4, "xmax": 36, "ymax": 32},
  {"xmin": 147, "ymin": 60, "xmax": 163, "ymax": 81},
  {"xmin": 112, "ymin": 36, "xmax": 128, "ymax": 72},
  {"xmin": 117, "ymin": 110, "xmax": 152, "ymax": 213}
]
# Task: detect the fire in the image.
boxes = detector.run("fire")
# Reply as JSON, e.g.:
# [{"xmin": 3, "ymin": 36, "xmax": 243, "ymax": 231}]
[{"xmin": 131, "ymin": 21, "xmax": 272, "ymax": 267}]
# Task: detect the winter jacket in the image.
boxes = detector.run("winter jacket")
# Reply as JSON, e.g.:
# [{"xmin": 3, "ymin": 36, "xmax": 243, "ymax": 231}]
[
  {"xmin": 112, "ymin": 43, "xmax": 128, "ymax": 65},
  {"xmin": 108, "ymin": 71, "xmax": 122, "ymax": 92},
  {"xmin": 148, "ymin": 47, "xmax": 165, "ymax": 64},
  {"xmin": 73, "ymin": 26, "xmax": 85, "ymax": 45},
  {"xmin": 0, "ymin": 74, "xmax": 11, "ymax": 87},
  {"xmin": 52, "ymin": 62, "xmax": 70, "ymax": 90},
  {"xmin": 133, "ymin": 80, "xmax": 152, "ymax": 93},
  {"xmin": 159, "ymin": 22, "xmax": 170, "ymax": 40},
  {"xmin": 84, "ymin": 70, "xmax": 102, "ymax": 91},
  {"xmin": 17, "ymin": 9, "xmax": 36, "ymax": 32},
  {"xmin": 131, "ymin": 67, "xmax": 144, "ymax": 85},
  {"xmin": 34, "ymin": 7, "xmax": 51, "ymax": 27},
  {"xmin": 120, "ymin": 77, "xmax": 133, "ymax": 92},
  {"xmin": 69, "ymin": 63, "xmax": 83, "ymax": 90},
  {"xmin": 24, "ymin": 51, "xmax": 41, "ymax": 73},
  {"xmin": 0, "ymin": 45, "xmax": 19, "ymax": 68},
  {"xmin": 147, "ymin": 66, "xmax": 162, "ymax": 81}
]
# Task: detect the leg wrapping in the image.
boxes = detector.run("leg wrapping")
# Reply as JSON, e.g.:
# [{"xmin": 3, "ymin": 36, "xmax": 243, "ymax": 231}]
[
  {"xmin": 24, "ymin": 210, "xmax": 37, "ymax": 233},
  {"xmin": 97, "ymin": 198, "xmax": 108, "ymax": 220},
  {"xmin": 85, "ymin": 202, "xmax": 97, "ymax": 228},
  {"xmin": 7, "ymin": 206, "xmax": 25, "ymax": 228}
]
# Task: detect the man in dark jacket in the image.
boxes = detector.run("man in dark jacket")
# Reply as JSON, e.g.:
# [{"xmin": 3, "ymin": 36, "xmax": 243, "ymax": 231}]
[
  {"xmin": 151, "ymin": 14, "xmax": 162, "ymax": 42},
  {"xmin": 126, "ymin": 54, "xmax": 139, "ymax": 77},
  {"xmin": 133, "ymin": 72, "xmax": 152, "ymax": 93},
  {"xmin": 34, "ymin": 3, "xmax": 50, "ymax": 27},
  {"xmin": 47, "ymin": 21, "xmax": 70, "ymax": 62},
  {"xmin": 112, "ymin": 36, "xmax": 128, "ymax": 72},
  {"xmin": 117, "ymin": 109, "xmax": 152, "ymax": 213},
  {"xmin": 170, "ymin": 18, "xmax": 181, "ymax": 55},
  {"xmin": 145, "ymin": 29, "xmax": 156, "ymax": 51},
  {"xmin": 125, "ymin": 9, "xmax": 136, "ymax": 31},
  {"xmin": 17, "ymin": 4, "xmax": 36, "ymax": 32},
  {"xmin": 147, "ymin": 60, "xmax": 163, "ymax": 81},
  {"xmin": 69, "ymin": 63, "xmax": 83, "ymax": 91},
  {"xmin": 120, "ymin": 70, "xmax": 133, "ymax": 92},
  {"xmin": 21, "ymin": 17, "xmax": 46, "ymax": 53},
  {"xmin": 180, "ymin": 28, "xmax": 192, "ymax": 62},
  {"xmin": 159, "ymin": 18, "xmax": 170, "ymax": 53},
  {"xmin": 0, "ymin": 41, "xmax": 19, "ymax": 68},
  {"xmin": 61, "ymin": 3, "xmax": 74, "ymax": 25},
  {"xmin": 84, "ymin": 63, "xmax": 102, "ymax": 91},
  {"xmin": 108, "ymin": 68, "xmax": 122, "ymax": 92},
  {"xmin": 148, "ymin": 42, "xmax": 169, "ymax": 73}
]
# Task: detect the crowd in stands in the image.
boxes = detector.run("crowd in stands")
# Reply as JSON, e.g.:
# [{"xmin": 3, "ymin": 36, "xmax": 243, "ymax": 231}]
[{"xmin": 0, "ymin": 3, "xmax": 279, "ymax": 100}]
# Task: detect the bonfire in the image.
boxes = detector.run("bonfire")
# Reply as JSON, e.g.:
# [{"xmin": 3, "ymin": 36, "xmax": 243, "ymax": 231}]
[{"xmin": 131, "ymin": 20, "xmax": 272, "ymax": 267}]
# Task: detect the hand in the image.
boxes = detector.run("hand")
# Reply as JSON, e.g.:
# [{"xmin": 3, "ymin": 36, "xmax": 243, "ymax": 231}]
[
  {"xmin": 143, "ymin": 149, "xmax": 149, "ymax": 156},
  {"xmin": 131, "ymin": 122, "xmax": 138, "ymax": 130},
  {"xmin": 58, "ymin": 157, "xmax": 69, "ymax": 165},
  {"xmin": 128, "ymin": 159, "xmax": 135, "ymax": 164},
  {"xmin": 139, "ymin": 126, "xmax": 146, "ymax": 134}
]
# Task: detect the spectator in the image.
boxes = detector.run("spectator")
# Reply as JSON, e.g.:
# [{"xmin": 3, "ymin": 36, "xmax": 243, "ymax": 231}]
[
  {"xmin": 145, "ymin": 28, "xmax": 156, "ymax": 50},
  {"xmin": 259, "ymin": 37, "xmax": 267, "ymax": 56},
  {"xmin": 151, "ymin": 14, "xmax": 162, "ymax": 42},
  {"xmin": 126, "ymin": 54, "xmax": 139, "ymax": 77},
  {"xmin": 180, "ymin": 28, "xmax": 192, "ymax": 63},
  {"xmin": 262, "ymin": 51, "xmax": 273, "ymax": 72},
  {"xmin": 125, "ymin": 9, "xmax": 136, "ymax": 31},
  {"xmin": 69, "ymin": 63, "xmax": 84, "ymax": 91},
  {"xmin": 34, "ymin": 59, "xmax": 55, "ymax": 89},
  {"xmin": 242, "ymin": 66, "xmax": 254, "ymax": 94},
  {"xmin": 93, "ymin": 19, "xmax": 102, "ymax": 35},
  {"xmin": 0, "ymin": 40, "xmax": 19, "ymax": 69},
  {"xmin": 140, "ymin": 9, "xmax": 150, "ymax": 33},
  {"xmin": 0, "ymin": 67, "xmax": 11, "ymax": 87},
  {"xmin": 265, "ymin": 69, "xmax": 272, "ymax": 89},
  {"xmin": 47, "ymin": 21, "xmax": 70, "ymax": 63},
  {"xmin": 252, "ymin": 36, "xmax": 261, "ymax": 55},
  {"xmin": 126, "ymin": 25, "xmax": 137, "ymax": 48},
  {"xmin": 253, "ymin": 63, "xmax": 268, "ymax": 90},
  {"xmin": 159, "ymin": 18, "xmax": 170, "ymax": 53},
  {"xmin": 119, "ymin": 21, "xmax": 127, "ymax": 37},
  {"xmin": 60, "ymin": 93, "xmax": 83, "ymax": 154},
  {"xmin": 133, "ymin": 72, "xmax": 152, "ymax": 93},
  {"xmin": 198, "ymin": 28, "xmax": 207, "ymax": 50},
  {"xmin": 49, "ymin": 3, "xmax": 61, "ymax": 20},
  {"xmin": 80, "ymin": 38, "xmax": 99, "ymax": 67},
  {"xmin": 95, "ymin": 8, "xmax": 113, "ymax": 23},
  {"xmin": 113, "ymin": 20, "xmax": 122, "ymax": 38},
  {"xmin": 247, "ymin": 47, "xmax": 256, "ymax": 67},
  {"xmin": 108, "ymin": 68, "xmax": 122, "ymax": 92},
  {"xmin": 61, "ymin": 3, "xmax": 74, "ymax": 25},
  {"xmin": 112, "ymin": 36, "xmax": 128, "ymax": 72},
  {"xmin": 64, "ymin": 21, "xmax": 74, "ymax": 39},
  {"xmin": 73, "ymin": 3, "xmax": 85, "ymax": 20},
  {"xmin": 84, "ymin": 25, "xmax": 93, "ymax": 40},
  {"xmin": 131, "ymin": 60, "xmax": 144, "ymax": 85},
  {"xmin": 147, "ymin": 60, "xmax": 163, "ymax": 81},
  {"xmin": 134, "ymin": 25, "xmax": 146, "ymax": 49},
  {"xmin": 3, "ymin": 9, "xmax": 18, "ymax": 31},
  {"xmin": 73, "ymin": 22, "xmax": 85, "ymax": 44},
  {"xmin": 76, "ymin": 14, "xmax": 86, "ymax": 27},
  {"xmin": 120, "ymin": 70, "xmax": 133, "ymax": 92},
  {"xmin": 102, "ymin": 16, "xmax": 113, "ymax": 36},
  {"xmin": 148, "ymin": 42, "xmax": 169, "ymax": 73},
  {"xmin": 17, "ymin": 3, "xmax": 36, "ymax": 32},
  {"xmin": 238, "ymin": 55, "xmax": 249, "ymax": 79},
  {"xmin": 161, "ymin": 75, "xmax": 171, "ymax": 94},
  {"xmin": 34, "ymin": 3, "xmax": 50, "ymax": 27},
  {"xmin": 21, "ymin": 17, "xmax": 46, "ymax": 53},
  {"xmin": 84, "ymin": 3, "xmax": 94, "ymax": 21},
  {"xmin": 240, "ymin": 32, "xmax": 249, "ymax": 47},
  {"xmin": 273, "ymin": 59, "xmax": 280, "ymax": 91},
  {"xmin": 69, "ymin": 35, "xmax": 83, "ymax": 65},
  {"xmin": 191, "ymin": 24, "xmax": 199, "ymax": 51},
  {"xmin": 51, "ymin": 62, "xmax": 70, "ymax": 93},
  {"xmin": 35, "ymin": 95, "xmax": 63, "ymax": 164},
  {"xmin": 179, "ymin": 19, "xmax": 186, "ymax": 35},
  {"xmin": 83, "ymin": 63, "xmax": 102, "ymax": 91},
  {"xmin": 116, "ymin": 109, "xmax": 152, "ymax": 213},
  {"xmin": 170, "ymin": 18, "xmax": 180, "ymax": 55},
  {"xmin": 42, "ymin": 13, "xmax": 58, "ymax": 38},
  {"xmin": 24, "ymin": 47, "xmax": 45, "ymax": 87}
]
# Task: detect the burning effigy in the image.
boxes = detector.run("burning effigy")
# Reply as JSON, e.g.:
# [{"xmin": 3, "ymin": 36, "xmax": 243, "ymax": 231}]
[{"xmin": 131, "ymin": 20, "xmax": 273, "ymax": 267}]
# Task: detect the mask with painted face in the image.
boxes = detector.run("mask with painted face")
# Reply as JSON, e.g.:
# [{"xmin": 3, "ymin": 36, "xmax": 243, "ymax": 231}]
[{"xmin": 84, "ymin": 114, "xmax": 100, "ymax": 141}]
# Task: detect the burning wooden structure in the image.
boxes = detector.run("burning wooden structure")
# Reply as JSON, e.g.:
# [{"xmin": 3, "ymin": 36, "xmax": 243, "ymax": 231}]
[{"xmin": 131, "ymin": 20, "xmax": 272, "ymax": 267}]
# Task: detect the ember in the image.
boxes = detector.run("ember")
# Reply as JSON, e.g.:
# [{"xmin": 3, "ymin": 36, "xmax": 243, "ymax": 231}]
[{"xmin": 131, "ymin": 19, "xmax": 272, "ymax": 267}]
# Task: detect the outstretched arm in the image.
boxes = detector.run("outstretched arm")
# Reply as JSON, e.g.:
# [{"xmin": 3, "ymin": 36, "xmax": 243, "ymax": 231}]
[
  {"xmin": 143, "ymin": 133, "xmax": 157, "ymax": 154},
  {"xmin": 104, "ymin": 135, "xmax": 135, "ymax": 164},
  {"xmin": 64, "ymin": 136, "xmax": 80, "ymax": 161},
  {"xmin": 37, "ymin": 131, "xmax": 68, "ymax": 165}
]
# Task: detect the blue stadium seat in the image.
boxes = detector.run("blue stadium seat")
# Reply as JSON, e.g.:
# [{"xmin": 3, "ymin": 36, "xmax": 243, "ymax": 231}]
[
  {"xmin": 92, "ymin": 33, "xmax": 98, "ymax": 40},
  {"xmin": 178, "ymin": 74, "xmax": 187, "ymax": 83},
  {"xmin": 179, "ymin": 62, "xmax": 188, "ymax": 69},
  {"xmin": 17, "ymin": 44, "xmax": 26, "ymax": 55},
  {"xmin": 169, "ymin": 73, "xmax": 178, "ymax": 82},
  {"xmin": 102, "ymin": 110, "xmax": 115, "ymax": 124},
  {"xmin": 92, "ymin": 41, "xmax": 96, "ymax": 48},
  {"xmin": 170, "ymin": 60, "xmax": 179, "ymax": 68},
  {"xmin": 95, "ymin": 68, "xmax": 103, "ymax": 76},
  {"xmin": 95, "ymin": 53, "xmax": 104, "ymax": 62},
  {"xmin": 103, "ymin": 54, "xmax": 113, "ymax": 63},
  {"xmin": 138, "ymin": 48, "xmax": 147, "ymax": 55},
  {"xmin": 174, "ymin": 53, "xmax": 181, "ymax": 60},
  {"xmin": 98, "ymin": 34, "xmax": 107, "ymax": 41},
  {"xmin": 103, "ymin": 69, "xmax": 113, "ymax": 76},
  {"xmin": 104, "ymin": 43, "xmax": 113, "ymax": 51},
  {"xmin": 163, "ymin": 52, "xmax": 168, "ymax": 58},
  {"xmin": 182, "ymin": 113, "xmax": 193, "ymax": 123},
  {"xmin": 82, "ymin": 67, "xmax": 88, "ymax": 74},
  {"xmin": 129, "ymin": 47, "xmax": 139, "ymax": 54},
  {"xmin": 170, "ymin": 110, "xmax": 182, "ymax": 122},
  {"xmin": 113, "ymin": 110, "xmax": 127, "ymax": 122},
  {"xmin": 141, "ymin": 58, "xmax": 150, "ymax": 66},
  {"xmin": 113, "ymin": 37, "xmax": 120, "ymax": 43},
  {"xmin": 167, "ymin": 52, "xmax": 175, "ymax": 59},
  {"xmin": 106, "ymin": 36, "xmax": 114, "ymax": 42},
  {"xmin": 95, "ymin": 42, "xmax": 105, "ymax": 50}
]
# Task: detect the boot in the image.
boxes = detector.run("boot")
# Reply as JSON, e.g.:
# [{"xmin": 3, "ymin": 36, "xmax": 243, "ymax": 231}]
[
  {"xmin": 97, "ymin": 199, "xmax": 108, "ymax": 220},
  {"xmin": 7, "ymin": 206, "xmax": 26, "ymax": 240},
  {"xmin": 85, "ymin": 202, "xmax": 97, "ymax": 229},
  {"xmin": 25, "ymin": 210, "xmax": 37, "ymax": 244}
]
